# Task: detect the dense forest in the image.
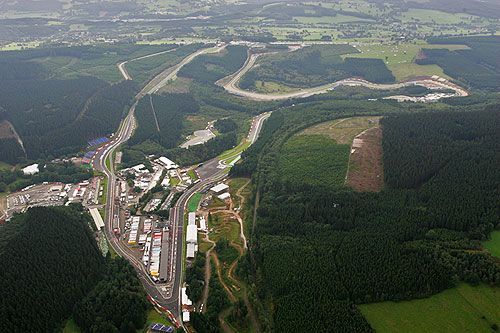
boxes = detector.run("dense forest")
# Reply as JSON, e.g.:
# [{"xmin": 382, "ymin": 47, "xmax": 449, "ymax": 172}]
[
  {"xmin": 418, "ymin": 36, "xmax": 500, "ymax": 91},
  {"xmin": 0, "ymin": 74, "xmax": 137, "ymax": 161},
  {"xmin": 0, "ymin": 205, "xmax": 105, "ymax": 332},
  {"xmin": 177, "ymin": 45, "xmax": 247, "ymax": 84},
  {"xmin": 239, "ymin": 44, "xmax": 395, "ymax": 90},
  {"xmin": 233, "ymin": 100, "xmax": 500, "ymax": 332},
  {"xmin": 0, "ymin": 205, "xmax": 150, "ymax": 332}
]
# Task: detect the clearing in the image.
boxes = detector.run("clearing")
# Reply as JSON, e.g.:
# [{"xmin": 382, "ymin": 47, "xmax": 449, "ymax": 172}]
[
  {"xmin": 345, "ymin": 123, "xmax": 384, "ymax": 192},
  {"xmin": 360, "ymin": 284, "xmax": 500, "ymax": 333},
  {"xmin": 484, "ymin": 231, "xmax": 500, "ymax": 259}
]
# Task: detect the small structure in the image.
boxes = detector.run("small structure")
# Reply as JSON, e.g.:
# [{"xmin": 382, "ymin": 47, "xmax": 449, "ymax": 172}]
[
  {"xmin": 89, "ymin": 208, "xmax": 105, "ymax": 230},
  {"xmin": 150, "ymin": 323, "xmax": 174, "ymax": 333},
  {"xmin": 22, "ymin": 164, "xmax": 39, "ymax": 175},
  {"xmin": 217, "ymin": 192, "xmax": 231, "ymax": 201},
  {"xmin": 156, "ymin": 156, "xmax": 178, "ymax": 170},
  {"xmin": 199, "ymin": 217, "xmax": 207, "ymax": 231},
  {"xmin": 187, "ymin": 243, "xmax": 196, "ymax": 259},
  {"xmin": 210, "ymin": 183, "xmax": 229, "ymax": 194}
]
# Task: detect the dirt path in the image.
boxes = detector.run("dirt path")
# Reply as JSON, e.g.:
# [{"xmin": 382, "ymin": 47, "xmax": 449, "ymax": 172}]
[
  {"xmin": 149, "ymin": 95, "xmax": 161, "ymax": 133},
  {"xmin": 201, "ymin": 233, "xmax": 216, "ymax": 313}
]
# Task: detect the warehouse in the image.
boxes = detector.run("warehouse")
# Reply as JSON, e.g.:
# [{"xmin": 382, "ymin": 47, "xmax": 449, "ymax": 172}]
[
  {"xmin": 210, "ymin": 183, "xmax": 229, "ymax": 194},
  {"xmin": 187, "ymin": 243, "xmax": 196, "ymax": 259},
  {"xmin": 186, "ymin": 224, "xmax": 198, "ymax": 244},
  {"xmin": 188, "ymin": 212, "xmax": 196, "ymax": 225},
  {"xmin": 156, "ymin": 156, "xmax": 178, "ymax": 170}
]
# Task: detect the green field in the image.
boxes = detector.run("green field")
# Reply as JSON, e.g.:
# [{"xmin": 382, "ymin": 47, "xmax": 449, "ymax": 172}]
[
  {"xmin": 484, "ymin": 231, "xmax": 500, "ymax": 259},
  {"xmin": 343, "ymin": 43, "xmax": 469, "ymax": 81},
  {"xmin": 187, "ymin": 192, "xmax": 202, "ymax": 212},
  {"xmin": 359, "ymin": 284, "xmax": 500, "ymax": 333},
  {"xmin": 278, "ymin": 134, "xmax": 350, "ymax": 188}
]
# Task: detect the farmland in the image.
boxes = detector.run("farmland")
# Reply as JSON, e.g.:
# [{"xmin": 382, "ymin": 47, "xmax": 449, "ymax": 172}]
[{"xmin": 359, "ymin": 284, "xmax": 500, "ymax": 333}]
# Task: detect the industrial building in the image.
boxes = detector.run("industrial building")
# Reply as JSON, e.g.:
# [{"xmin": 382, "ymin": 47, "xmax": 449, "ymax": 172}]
[
  {"xmin": 188, "ymin": 212, "xmax": 196, "ymax": 225},
  {"xmin": 89, "ymin": 208, "xmax": 105, "ymax": 230},
  {"xmin": 156, "ymin": 156, "xmax": 179, "ymax": 170},
  {"xmin": 210, "ymin": 183, "xmax": 229, "ymax": 194},
  {"xmin": 22, "ymin": 163, "xmax": 39, "ymax": 175}
]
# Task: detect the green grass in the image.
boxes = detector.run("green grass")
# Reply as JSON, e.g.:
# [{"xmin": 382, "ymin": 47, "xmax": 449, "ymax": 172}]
[
  {"xmin": 484, "ymin": 231, "xmax": 500, "ymax": 259},
  {"xmin": 170, "ymin": 177, "xmax": 180, "ymax": 187},
  {"xmin": 343, "ymin": 42, "xmax": 469, "ymax": 81},
  {"xmin": 187, "ymin": 192, "xmax": 202, "ymax": 212},
  {"xmin": 98, "ymin": 177, "xmax": 108, "ymax": 205},
  {"xmin": 62, "ymin": 318, "xmax": 81, "ymax": 333},
  {"xmin": 0, "ymin": 161, "xmax": 12, "ymax": 171},
  {"xmin": 187, "ymin": 169, "xmax": 199, "ymax": 181},
  {"xmin": 136, "ymin": 308, "xmax": 173, "ymax": 333},
  {"xmin": 359, "ymin": 284, "xmax": 500, "ymax": 333},
  {"xmin": 278, "ymin": 134, "xmax": 350, "ymax": 188}
]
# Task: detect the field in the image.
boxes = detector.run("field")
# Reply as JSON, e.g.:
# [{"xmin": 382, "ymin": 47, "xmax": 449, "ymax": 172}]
[
  {"xmin": 484, "ymin": 231, "xmax": 500, "ymax": 259},
  {"xmin": 278, "ymin": 134, "xmax": 350, "ymax": 188},
  {"xmin": 359, "ymin": 284, "xmax": 500, "ymax": 333},
  {"xmin": 187, "ymin": 192, "xmax": 202, "ymax": 212},
  {"xmin": 299, "ymin": 116, "xmax": 381, "ymax": 144},
  {"xmin": 343, "ymin": 43, "xmax": 469, "ymax": 81}
]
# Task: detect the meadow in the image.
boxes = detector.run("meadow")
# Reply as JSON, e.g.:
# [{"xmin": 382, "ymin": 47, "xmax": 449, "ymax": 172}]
[
  {"xmin": 359, "ymin": 284, "xmax": 500, "ymax": 333},
  {"xmin": 343, "ymin": 42, "xmax": 469, "ymax": 81}
]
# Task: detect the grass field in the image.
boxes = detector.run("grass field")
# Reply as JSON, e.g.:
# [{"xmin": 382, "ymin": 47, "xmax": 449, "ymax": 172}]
[
  {"xmin": 484, "ymin": 231, "xmax": 500, "ymax": 259},
  {"xmin": 343, "ymin": 43, "xmax": 469, "ymax": 81},
  {"xmin": 299, "ymin": 116, "xmax": 381, "ymax": 144},
  {"xmin": 359, "ymin": 284, "xmax": 500, "ymax": 333},
  {"xmin": 279, "ymin": 134, "xmax": 350, "ymax": 188},
  {"xmin": 254, "ymin": 80, "xmax": 298, "ymax": 93},
  {"xmin": 187, "ymin": 192, "xmax": 202, "ymax": 212}
]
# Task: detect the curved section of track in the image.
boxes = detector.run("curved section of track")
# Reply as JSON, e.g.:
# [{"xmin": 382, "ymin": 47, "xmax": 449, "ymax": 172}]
[{"xmin": 219, "ymin": 52, "xmax": 468, "ymax": 101}]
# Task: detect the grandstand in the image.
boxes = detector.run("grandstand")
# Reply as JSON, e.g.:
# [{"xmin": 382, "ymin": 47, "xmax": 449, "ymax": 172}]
[{"xmin": 88, "ymin": 137, "xmax": 109, "ymax": 147}]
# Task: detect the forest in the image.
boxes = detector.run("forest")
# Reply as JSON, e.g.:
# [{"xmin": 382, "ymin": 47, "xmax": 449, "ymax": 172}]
[
  {"xmin": 0, "ymin": 205, "xmax": 150, "ymax": 332},
  {"xmin": 177, "ymin": 45, "xmax": 247, "ymax": 84},
  {"xmin": 234, "ymin": 100, "xmax": 500, "ymax": 332},
  {"xmin": 239, "ymin": 44, "xmax": 395, "ymax": 90},
  {"xmin": 0, "ymin": 161, "xmax": 93, "ymax": 193},
  {"xmin": 0, "ymin": 205, "xmax": 104, "ymax": 332},
  {"xmin": 0, "ymin": 74, "xmax": 137, "ymax": 162},
  {"xmin": 418, "ymin": 36, "xmax": 500, "ymax": 91}
]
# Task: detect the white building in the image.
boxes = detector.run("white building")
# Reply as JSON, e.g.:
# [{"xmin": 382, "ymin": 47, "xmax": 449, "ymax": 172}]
[
  {"xmin": 217, "ymin": 192, "xmax": 231, "ymax": 201},
  {"xmin": 210, "ymin": 183, "xmax": 229, "ymax": 194},
  {"xmin": 186, "ymin": 224, "xmax": 198, "ymax": 244},
  {"xmin": 188, "ymin": 212, "xmax": 196, "ymax": 225},
  {"xmin": 22, "ymin": 164, "xmax": 39, "ymax": 175},
  {"xmin": 156, "ymin": 156, "xmax": 178, "ymax": 170},
  {"xmin": 187, "ymin": 243, "xmax": 196, "ymax": 259}
]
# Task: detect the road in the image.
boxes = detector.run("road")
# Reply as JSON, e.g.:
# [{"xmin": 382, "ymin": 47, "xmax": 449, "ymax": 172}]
[
  {"xmin": 143, "ymin": 44, "xmax": 226, "ymax": 95},
  {"xmin": 91, "ymin": 43, "xmax": 270, "ymax": 325},
  {"xmin": 219, "ymin": 51, "xmax": 468, "ymax": 101},
  {"xmin": 117, "ymin": 48, "xmax": 179, "ymax": 81}
]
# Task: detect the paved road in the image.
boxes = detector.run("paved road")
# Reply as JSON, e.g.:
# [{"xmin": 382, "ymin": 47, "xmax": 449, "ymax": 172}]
[
  {"xmin": 117, "ymin": 48, "xmax": 179, "ymax": 81},
  {"xmin": 91, "ymin": 44, "xmax": 270, "ymax": 325},
  {"xmin": 219, "ymin": 52, "xmax": 468, "ymax": 101}
]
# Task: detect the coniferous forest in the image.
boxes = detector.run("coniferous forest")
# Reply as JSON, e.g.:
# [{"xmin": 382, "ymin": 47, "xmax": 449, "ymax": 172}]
[
  {"xmin": 232, "ymin": 101, "xmax": 500, "ymax": 332},
  {"xmin": 0, "ymin": 205, "xmax": 149, "ymax": 333}
]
